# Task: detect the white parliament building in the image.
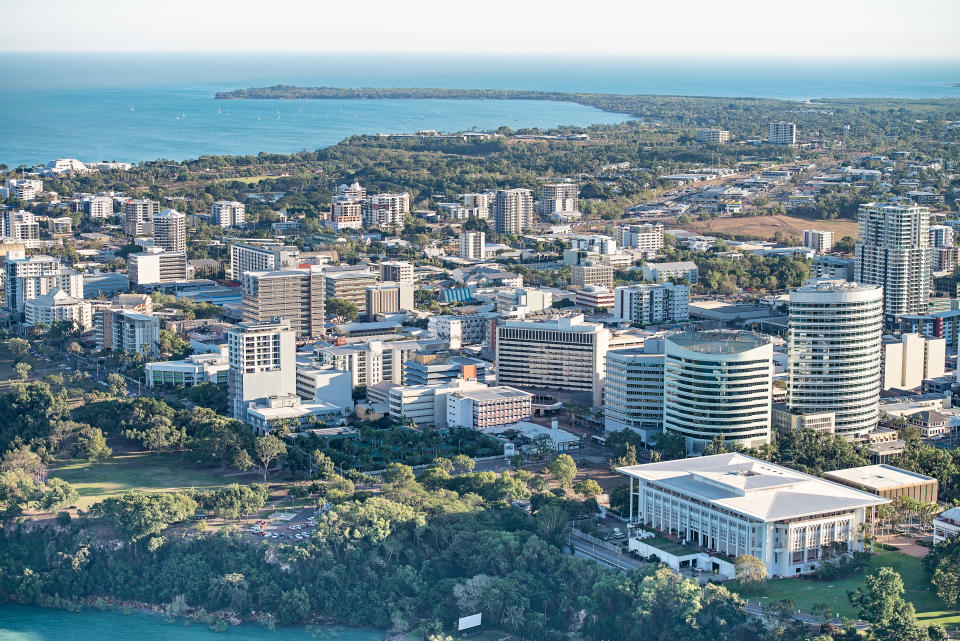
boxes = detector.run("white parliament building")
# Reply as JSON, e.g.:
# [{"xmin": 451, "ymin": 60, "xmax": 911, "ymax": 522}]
[{"xmin": 617, "ymin": 453, "xmax": 890, "ymax": 578}]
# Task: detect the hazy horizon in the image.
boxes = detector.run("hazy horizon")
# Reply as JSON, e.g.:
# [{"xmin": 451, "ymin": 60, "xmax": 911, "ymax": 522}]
[{"xmin": 2, "ymin": 0, "xmax": 959, "ymax": 59}]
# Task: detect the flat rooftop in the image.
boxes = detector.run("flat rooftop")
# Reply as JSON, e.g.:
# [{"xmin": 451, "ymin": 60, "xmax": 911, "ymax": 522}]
[
  {"xmin": 824, "ymin": 464, "xmax": 936, "ymax": 491},
  {"xmin": 618, "ymin": 453, "xmax": 888, "ymax": 522},
  {"xmin": 667, "ymin": 330, "xmax": 770, "ymax": 354}
]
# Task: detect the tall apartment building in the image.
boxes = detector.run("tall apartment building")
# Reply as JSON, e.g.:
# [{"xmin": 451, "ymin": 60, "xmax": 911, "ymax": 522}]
[
  {"xmin": 324, "ymin": 270, "xmax": 379, "ymax": 314},
  {"xmin": 128, "ymin": 248, "xmax": 188, "ymax": 286},
  {"xmin": 152, "ymin": 209, "xmax": 186, "ymax": 252},
  {"xmin": 616, "ymin": 223, "xmax": 664, "ymax": 255},
  {"xmin": 365, "ymin": 282, "xmax": 413, "ymax": 318},
  {"xmin": 4, "ymin": 255, "xmax": 83, "ymax": 314},
  {"xmin": 787, "ymin": 280, "xmax": 884, "ymax": 440},
  {"xmin": 123, "ymin": 199, "xmax": 159, "ymax": 237},
  {"xmin": 330, "ymin": 200, "xmax": 363, "ymax": 231},
  {"xmin": 929, "ymin": 225, "xmax": 953, "ymax": 248},
  {"xmin": 495, "ymin": 315, "xmax": 610, "ymax": 406},
  {"xmin": 494, "ymin": 188, "xmax": 534, "ymax": 234},
  {"xmin": 462, "ymin": 192, "xmax": 493, "ymax": 219},
  {"xmin": 695, "ymin": 128, "xmax": 730, "ymax": 144},
  {"xmin": 363, "ymin": 192, "xmax": 409, "ymax": 230},
  {"xmin": 460, "ymin": 230, "xmax": 486, "ymax": 260},
  {"xmin": 664, "ymin": 330, "xmax": 774, "ymax": 452},
  {"xmin": 603, "ymin": 339, "xmax": 665, "ymax": 442},
  {"xmin": 571, "ymin": 262, "xmax": 614, "ymax": 289},
  {"xmin": 641, "ymin": 261, "xmax": 699, "ymax": 284},
  {"xmin": 228, "ymin": 318, "xmax": 296, "ymax": 422},
  {"xmin": 3, "ymin": 178, "xmax": 43, "ymax": 201},
  {"xmin": 882, "ymin": 333, "xmax": 945, "ymax": 390},
  {"xmin": 768, "ymin": 121, "xmax": 797, "ymax": 145},
  {"xmin": 229, "ymin": 242, "xmax": 300, "ymax": 280},
  {"xmin": 95, "ymin": 296, "xmax": 159, "ymax": 356},
  {"xmin": 379, "ymin": 260, "xmax": 414, "ymax": 284},
  {"xmin": 211, "ymin": 201, "xmax": 245, "ymax": 228},
  {"xmin": 241, "ymin": 268, "xmax": 326, "ymax": 339},
  {"xmin": 855, "ymin": 203, "xmax": 931, "ymax": 321},
  {"xmin": 5, "ymin": 211, "xmax": 40, "ymax": 248},
  {"xmin": 802, "ymin": 229, "xmax": 834, "ymax": 253},
  {"xmin": 540, "ymin": 183, "xmax": 578, "ymax": 215},
  {"xmin": 83, "ymin": 195, "xmax": 115, "ymax": 219},
  {"xmin": 336, "ymin": 180, "xmax": 366, "ymax": 201},
  {"xmin": 613, "ymin": 282, "xmax": 690, "ymax": 325}
]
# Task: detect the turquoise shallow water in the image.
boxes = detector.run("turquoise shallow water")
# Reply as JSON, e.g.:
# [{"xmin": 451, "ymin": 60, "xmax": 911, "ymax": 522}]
[
  {"xmin": 0, "ymin": 53, "xmax": 957, "ymax": 167},
  {"xmin": 0, "ymin": 603, "xmax": 383, "ymax": 641}
]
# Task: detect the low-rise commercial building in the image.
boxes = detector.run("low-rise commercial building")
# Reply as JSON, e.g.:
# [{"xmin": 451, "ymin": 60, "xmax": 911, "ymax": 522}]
[
  {"xmin": 446, "ymin": 385, "xmax": 534, "ymax": 430},
  {"xmin": 617, "ymin": 453, "xmax": 889, "ymax": 578},
  {"xmin": 145, "ymin": 352, "xmax": 230, "ymax": 388},
  {"xmin": 824, "ymin": 465, "xmax": 938, "ymax": 504}
]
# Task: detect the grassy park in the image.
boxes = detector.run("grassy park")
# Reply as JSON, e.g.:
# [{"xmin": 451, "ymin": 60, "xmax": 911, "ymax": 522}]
[
  {"xmin": 49, "ymin": 450, "xmax": 241, "ymax": 508},
  {"xmin": 732, "ymin": 551, "xmax": 960, "ymax": 628}
]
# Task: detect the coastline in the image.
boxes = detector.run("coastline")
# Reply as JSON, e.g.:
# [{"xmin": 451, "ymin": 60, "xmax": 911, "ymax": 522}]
[{"xmin": 5, "ymin": 596, "xmax": 390, "ymax": 639}]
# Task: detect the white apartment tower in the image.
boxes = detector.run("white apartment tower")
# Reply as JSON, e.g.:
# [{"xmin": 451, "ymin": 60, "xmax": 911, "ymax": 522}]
[
  {"xmin": 83, "ymin": 195, "xmax": 115, "ymax": 219},
  {"xmin": 613, "ymin": 282, "xmax": 690, "ymax": 325},
  {"xmin": 123, "ymin": 199, "xmax": 159, "ymax": 237},
  {"xmin": 854, "ymin": 203, "xmax": 931, "ymax": 320},
  {"xmin": 460, "ymin": 231, "xmax": 486, "ymax": 260},
  {"xmin": 663, "ymin": 330, "xmax": 774, "ymax": 452},
  {"xmin": 695, "ymin": 129, "xmax": 730, "ymax": 144},
  {"xmin": 494, "ymin": 188, "xmax": 534, "ymax": 234},
  {"xmin": 929, "ymin": 225, "xmax": 953, "ymax": 248},
  {"xmin": 229, "ymin": 242, "xmax": 300, "ymax": 280},
  {"xmin": 5, "ymin": 211, "xmax": 41, "ymax": 249},
  {"xmin": 228, "ymin": 318, "xmax": 296, "ymax": 423},
  {"xmin": 788, "ymin": 279, "xmax": 884, "ymax": 440},
  {"xmin": 212, "ymin": 201, "xmax": 246, "ymax": 228},
  {"xmin": 802, "ymin": 229, "xmax": 834, "ymax": 253},
  {"xmin": 768, "ymin": 121, "xmax": 797, "ymax": 145},
  {"xmin": 616, "ymin": 223, "xmax": 664, "ymax": 255},
  {"xmin": 540, "ymin": 183, "xmax": 578, "ymax": 215},
  {"xmin": 4, "ymin": 255, "xmax": 83, "ymax": 314},
  {"xmin": 152, "ymin": 209, "xmax": 186, "ymax": 252}
]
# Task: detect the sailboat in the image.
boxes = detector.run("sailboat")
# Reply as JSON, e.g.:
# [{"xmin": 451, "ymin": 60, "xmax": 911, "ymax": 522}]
[
  {"xmin": 338, "ymin": 106, "xmax": 344, "ymax": 119},
  {"xmin": 218, "ymin": 105, "xmax": 222, "ymax": 115},
  {"xmin": 130, "ymin": 105, "xmax": 135, "ymax": 112},
  {"xmin": 257, "ymin": 114, "xmax": 261, "ymax": 121}
]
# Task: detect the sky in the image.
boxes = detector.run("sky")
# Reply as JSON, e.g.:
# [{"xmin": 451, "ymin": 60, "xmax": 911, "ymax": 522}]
[{"xmin": 1, "ymin": 0, "xmax": 959, "ymax": 59}]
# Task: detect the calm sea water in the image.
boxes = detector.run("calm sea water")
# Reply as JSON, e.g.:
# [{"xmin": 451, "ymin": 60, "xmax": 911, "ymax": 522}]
[
  {"xmin": 0, "ymin": 53, "xmax": 957, "ymax": 167},
  {"xmin": 0, "ymin": 603, "xmax": 382, "ymax": 641}
]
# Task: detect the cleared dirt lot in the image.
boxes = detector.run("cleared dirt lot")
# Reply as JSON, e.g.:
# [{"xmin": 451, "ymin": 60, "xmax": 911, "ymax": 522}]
[{"xmin": 685, "ymin": 214, "xmax": 858, "ymax": 241}]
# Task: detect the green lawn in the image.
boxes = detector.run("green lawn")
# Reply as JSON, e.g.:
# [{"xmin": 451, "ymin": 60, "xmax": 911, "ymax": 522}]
[
  {"xmin": 733, "ymin": 551, "xmax": 960, "ymax": 627},
  {"xmin": 49, "ymin": 451, "xmax": 240, "ymax": 508}
]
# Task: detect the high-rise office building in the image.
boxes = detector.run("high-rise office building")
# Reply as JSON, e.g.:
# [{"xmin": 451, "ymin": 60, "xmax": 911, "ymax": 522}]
[
  {"xmin": 603, "ymin": 339, "xmax": 665, "ymax": 442},
  {"xmin": 123, "ymin": 199, "xmax": 159, "ymax": 237},
  {"xmin": 495, "ymin": 315, "xmax": 610, "ymax": 406},
  {"xmin": 152, "ymin": 209, "xmax": 186, "ymax": 252},
  {"xmin": 663, "ymin": 330, "xmax": 774, "ymax": 452},
  {"xmin": 613, "ymin": 282, "xmax": 690, "ymax": 325},
  {"xmin": 379, "ymin": 260, "xmax": 414, "ymax": 284},
  {"xmin": 854, "ymin": 203, "xmax": 931, "ymax": 321},
  {"xmin": 459, "ymin": 231, "xmax": 486, "ymax": 260},
  {"xmin": 571, "ymin": 262, "xmax": 614, "ymax": 289},
  {"xmin": 365, "ymin": 282, "xmax": 413, "ymax": 318},
  {"xmin": 228, "ymin": 318, "xmax": 296, "ymax": 422},
  {"xmin": 229, "ymin": 242, "xmax": 300, "ymax": 280},
  {"xmin": 787, "ymin": 279, "xmax": 884, "ymax": 440},
  {"xmin": 494, "ymin": 188, "xmax": 534, "ymax": 234},
  {"xmin": 324, "ymin": 270, "xmax": 380, "ymax": 314},
  {"xmin": 241, "ymin": 268, "xmax": 326, "ymax": 339},
  {"xmin": 768, "ymin": 121, "xmax": 797, "ymax": 145},
  {"xmin": 540, "ymin": 183, "xmax": 578, "ymax": 214},
  {"xmin": 212, "ymin": 201, "xmax": 245, "ymax": 228}
]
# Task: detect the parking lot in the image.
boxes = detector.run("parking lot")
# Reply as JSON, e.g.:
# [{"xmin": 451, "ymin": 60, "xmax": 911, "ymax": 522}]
[{"xmin": 248, "ymin": 506, "xmax": 327, "ymax": 542}]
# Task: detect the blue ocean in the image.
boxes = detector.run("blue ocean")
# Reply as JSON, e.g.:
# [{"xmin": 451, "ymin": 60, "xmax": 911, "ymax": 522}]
[{"xmin": 0, "ymin": 53, "xmax": 957, "ymax": 167}]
